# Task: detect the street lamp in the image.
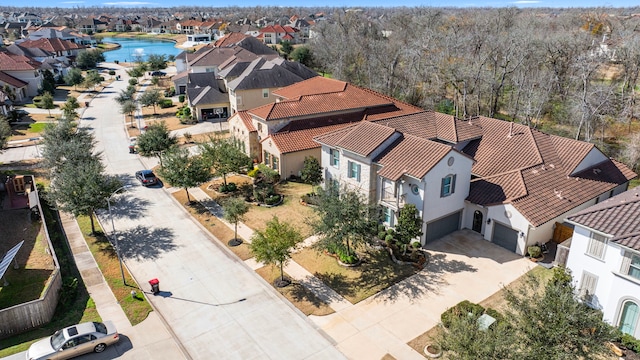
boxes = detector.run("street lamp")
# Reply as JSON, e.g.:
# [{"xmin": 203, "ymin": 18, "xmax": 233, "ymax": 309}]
[{"xmin": 107, "ymin": 185, "xmax": 132, "ymax": 285}]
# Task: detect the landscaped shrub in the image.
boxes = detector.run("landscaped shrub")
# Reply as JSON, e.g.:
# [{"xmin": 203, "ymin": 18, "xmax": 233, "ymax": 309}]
[
  {"xmin": 164, "ymin": 87, "xmax": 176, "ymax": 97},
  {"xmin": 335, "ymin": 246, "xmax": 358, "ymax": 264},
  {"xmin": 108, "ymin": 70, "xmax": 116, "ymax": 76},
  {"xmin": 219, "ymin": 182, "xmax": 237, "ymax": 193},
  {"xmin": 378, "ymin": 224, "xmax": 386, "ymax": 233},
  {"xmin": 386, "ymin": 228, "xmax": 395, "ymax": 236},
  {"xmin": 158, "ymin": 99, "xmax": 174, "ymax": 108},
  {"xmin": 301, "ymin": 193, "xmax": 321, "ymax": 206},
  {"xmin": 129, "ymin": 78, "xmax": 138, "ymax": 86},
  {"xmin": 265, "ymin": 194, "xmax": 281, "ymax": 205},
  {"xmin": 385, "ymin": 234, "xmax": 395, "ymax": 242},
  {"xmin": 179, "ymin": 94, "xmax": 185, "ymax": 103},
  {"xmin": 378, "ymin": 231, "xmax": 387, "ymax": 240},
  {"xmin": 33, "ymin": 95, "xmax": 43, "ymax": 107},
  {"xmin": 441, "ymin": 300, "xmax": 485, "ymax": 328},
  {"xmin": 621, "ymin": 333, "xmax": 640, "ymax": 352},
  {"xmin": 484, "ymin": 307, "xmax": 504, "ymax": 325},
  {"xmin": 247, "ymin": 167, "xmax": 260, "ymax": 178},
  {"xmin": 527, "ymin": 245, "xmax": 542, "ymax": 258}
]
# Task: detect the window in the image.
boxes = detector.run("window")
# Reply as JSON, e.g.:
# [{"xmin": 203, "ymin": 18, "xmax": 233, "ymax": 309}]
[
  {"xmin": 330, "ymin": 148, "xmax": 339, "ymax": 167},
  {"xmin": 264, "ymin": 151, "xmax": 270, "ymax": 166},
  {"xmin": 348, "ymin": 161, "xmax": 361, "ymax": 182},
  {"xmin": 619, "ymin": 301, "xmax": 640, "ymax": 335},
  {"xmin": 579, "ymin": 271, "xmax": 598, "ymax": 304},
  {"xmin": 257, "ymin": 123, "xmax": 262, "ymax": 132},
  {"xmin": 440, "ymin": 174, "xmax": 456, "ymax": 197},
  {"xmin": 262, "ymin": 88, "xmax": 269, "ymax": 98},
  {"xmin": 272, "ymin": 157, "xmax": 279, "ymax": 171},
  {"xmin": 383, "ymin": 207, "xmax": 394, "ymax": 226},
  {"xmin": 620, "ymin": 251, "xmax": 640, "ymax": 280},
  {"xmin": 586, "ymin": 232, "xmax": 607, "ymax": 259}
]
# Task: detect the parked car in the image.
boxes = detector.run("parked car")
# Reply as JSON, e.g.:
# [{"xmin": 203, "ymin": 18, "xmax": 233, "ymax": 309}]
[
  {"xmin": 26, "ymin": 321, "xmax": 119, "ymax": 360},
  {"xmin": 136, "ymin": 169, "xmax": 158, "ymax": 186},
  {"xmin": 151, "ymin": 71, "xmax": 166, "ymax": 77}
]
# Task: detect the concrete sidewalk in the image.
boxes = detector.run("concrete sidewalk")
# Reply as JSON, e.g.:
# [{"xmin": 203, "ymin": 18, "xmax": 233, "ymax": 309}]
[{"xmin": 59, "ymin": 211, "xmax": 187, "ymax": 359}]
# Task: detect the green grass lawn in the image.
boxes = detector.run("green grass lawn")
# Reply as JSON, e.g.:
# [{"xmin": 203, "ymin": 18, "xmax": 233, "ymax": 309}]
[
  {"xmin": 292, "ymin": 246, "xmax": 422, "ymax": 304},
  {"xmin": 28, "ymin": 122, "xmax": 48, "ymax": 133},
  {"xmin": 76, "ymin": 215, "xmax": 152, "ymax": 325}
]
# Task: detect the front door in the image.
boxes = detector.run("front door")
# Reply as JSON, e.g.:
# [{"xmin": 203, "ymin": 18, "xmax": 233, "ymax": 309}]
[{"xmin": 472, "ymin": 210, "xmax": 483, "ymax": 233}]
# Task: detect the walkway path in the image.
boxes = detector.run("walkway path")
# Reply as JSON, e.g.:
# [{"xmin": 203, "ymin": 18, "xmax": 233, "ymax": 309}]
[{"xmin": 58, "ymin": 211, "xmax": 186, "ymax": 360}]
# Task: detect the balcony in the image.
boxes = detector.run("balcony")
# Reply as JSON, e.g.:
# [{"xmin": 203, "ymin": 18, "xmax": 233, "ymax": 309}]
[{"xmin": 379, "ymin": 190, "xmax": 405, "ymax": 209}]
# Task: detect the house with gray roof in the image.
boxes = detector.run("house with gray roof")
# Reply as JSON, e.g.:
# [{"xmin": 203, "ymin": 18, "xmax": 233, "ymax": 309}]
[{"xmin": 565, "ymin": 187, "xmax": 640, "ymax": 338}]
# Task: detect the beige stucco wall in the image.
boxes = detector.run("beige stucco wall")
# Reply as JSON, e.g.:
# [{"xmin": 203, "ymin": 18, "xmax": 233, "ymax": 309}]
[
  {"xmin": 282, "ymin": 149, "xmax": 321, "ymax": 180},
  {"xmin": 234, "ymin": 88, "xmax": 275, "ymax": 112}
]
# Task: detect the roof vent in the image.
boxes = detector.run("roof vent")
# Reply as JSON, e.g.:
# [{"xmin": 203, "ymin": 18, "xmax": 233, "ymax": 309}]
[
  {"xmin": 508, "ymin": 122, "xmax": 514, "ymax": 138},
  {"xmin": 549, "ymin": 163, "xmax": 555, "ymax": 169},
  {"xmin": 593, "ymin": 168, "xmax": 602, "ymax": 175},
  {"xmin": 541, "ymin": 164, "xmax": 546, "ymax": 170},
  {"xmin": 531, "ymin": 169, "xmax": 538, "ymax": 174},
  {"xmin": 554, "ymin": 189, "xmax": 564, "ymax": 200}
]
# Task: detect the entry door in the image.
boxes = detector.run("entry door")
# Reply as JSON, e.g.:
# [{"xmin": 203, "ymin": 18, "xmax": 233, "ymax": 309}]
[
  {"xmin": 472, "ymin": 211, "xmax": 483, "ymax": 233},
  {"xmin": 619, "ymin": 301, "xmax": 640, "ymax": 336}
]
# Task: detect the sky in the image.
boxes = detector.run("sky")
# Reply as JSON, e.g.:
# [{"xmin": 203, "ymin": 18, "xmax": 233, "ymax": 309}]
[{"xmin": 23, "ymin": 0, "xmax": 640, "ymax": 8}]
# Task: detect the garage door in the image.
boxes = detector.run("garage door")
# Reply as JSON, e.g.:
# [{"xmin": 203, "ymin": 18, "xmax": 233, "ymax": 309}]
[
  {"xmin": 492, "ymin": 223, "xmax": 519, "ymax": 252},
  {"xmin": 426, "ymin": 211, "xmax": 461, "ymax": 243}
]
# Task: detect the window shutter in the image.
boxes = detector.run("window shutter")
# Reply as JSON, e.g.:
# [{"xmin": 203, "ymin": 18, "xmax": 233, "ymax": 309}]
[
  {"xmin": 357, "ymin": 164, "xmax": 361, "ymax": 182},
  {"xmin": 621, "ymin": 251, "xmax": 633, "ymax": 274},
  {"xmin": 440, "ymin": 178, "xmax": 446, "ymax": 197},
  {"xmin": 451, "ymin": 174, "xmax": 457, "ymax": 194}
]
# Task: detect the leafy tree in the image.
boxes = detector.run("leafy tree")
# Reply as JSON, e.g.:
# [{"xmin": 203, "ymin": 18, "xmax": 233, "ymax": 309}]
[
  {"xmin": 300, "ymin": 156, "xmax": 322, "ymax": 189},
  {"xmin": 157, "ymin": 147, "xmax": 211, "ymax": 203},
  {"xmin": 437, "ymin": 267, "xmax": 617, "ymax": 360},
  {"xmin": 40, "ymin": 91, "xmax": 55, "ymax": 117},
  {"xmin": 250, "ymin": 216, "xmax": 303, "ymax": 287},
  {"xmin": 83, "ymin": 70, "xmax": 103, "ymax": 91},
  {"xmin": 115, "ymin": 88, "xmax": 135, "ymax": 105},
  {"xmin": 0, "ymin": 118, "xmax": 10, "ymax": 152},
  {"xmin": 311, "ymin": 185, "xmax": 382, "ymax": 259},
  {"xmin": 60, "ymin": 96, "xmax": 80, "ymax": 121},
  {"xmin": 41, "ymin": 69, "xmax": 56, "ymax": 95},
  {"xmin": 280, "ymin": 40, "xmax": 293, "ymax": 59},
  {"xmin": 41, "ymin": 118, "xmax": 95, "ymax": 174},
  {"xmin": 151, "ymin": 76, "xmax": 160, "ymax": 88},
  {"xmin": 47, "ymin": 156, "xmax": 121, "ymax": 234},
  {"xmin": 64, "ymin": 68, "xmax": 84, "ymax": 90},
  {"xmin": 135, "ymin": 121, "xmax": 177, "ymax": 167},
  {"xmin": 222, "ymin": 197, "xmax": 249, "ymax": 246},
  {"xmin": 622, "ymin": 132, "xmax": 640, "ymax": 172},
  {"xmin": 290, "ymin": 46, "xmax": 315, "ymax": 67},
  {"xmin": 395, "ymin": 204, "xmax": 423, "ymax": 254},
  {"xmin": 147, "ymin": 54, "xmax": 168, "ymax": 71},
  {"xmin": 127, "ymin": 65, "xmax": 145, "ymax": 79},
  {"xmin": 76, "ymin": 49, "xmax": 105, "ymax": 69},
  {"xmin": 139, "ymin": 88, "xmax": 163, "ymax": 114},
  {"xmin": 200, "ymin": 136, "xmax": 251, "ymax": 186},
  {"xmin": 120, "ymin": 100, "xmax": 137, "ymax": 128}
]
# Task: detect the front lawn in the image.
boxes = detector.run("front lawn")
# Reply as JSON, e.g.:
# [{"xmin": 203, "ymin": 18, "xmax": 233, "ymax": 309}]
[
  {"xmin": 76, "ymin": 216, "xmax": 153, "ymax": 325},
  {"xmin": 292, "ymin": 246, "xmax": 422, "ymax": 304}
]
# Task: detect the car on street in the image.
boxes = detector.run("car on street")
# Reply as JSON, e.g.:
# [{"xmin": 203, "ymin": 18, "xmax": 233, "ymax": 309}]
[
  {"xmin": 136, "ymin": 169, "xmax": 158, "ymax": 186},
  {"xmin": 150, "ymin": 71, "xmax": 166, "ymax": 77},
  {"xmin": 26, "ymin": 321, "xmax": 119, "ymax": 360}
]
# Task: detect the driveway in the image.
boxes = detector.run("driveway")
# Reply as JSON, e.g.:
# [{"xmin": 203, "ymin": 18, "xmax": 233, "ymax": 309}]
[{"xmin": 309, "ymin": 229, "xmax": 533, "ymax": 360}]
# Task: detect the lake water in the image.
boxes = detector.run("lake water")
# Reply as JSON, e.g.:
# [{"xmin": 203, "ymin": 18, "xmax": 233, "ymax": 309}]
[{"xmin": 100, "ymin": 37, "xmax": 183, "ymax": 63}]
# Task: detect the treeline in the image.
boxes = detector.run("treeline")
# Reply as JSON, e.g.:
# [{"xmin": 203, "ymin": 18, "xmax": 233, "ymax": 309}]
[{"xmin": 309, "ymin": 8, "xmax": 640, "ymax": 153}]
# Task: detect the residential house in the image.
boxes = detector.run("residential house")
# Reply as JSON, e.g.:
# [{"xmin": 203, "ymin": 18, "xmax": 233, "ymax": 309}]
[
  {"xmin": 228, "ymin": 76, "xmax": 422, "ymax": 177},
  {"xmin": 565, "ymin": 187, "xmax": 640, "ymax": 338},
  {"xmin": 314, "ymin": 110, "xmax": 636, "ymax": 254},
  {"xmin": 221, "ymin": 57, "xmax": 317, "ymax": 114},
  {"xmin": 13, "ymin": 38, "xmax": 84, "ymax": 76},
  {"xmin": 258, "ymin": 25, "xmax": 299, "ymax": 45},
  {"xmin": 183, "ymin": 72, "xmax": 229, "ymax": 121},
  {"xmin": 0, "ymin": 50, "xmax": 42, "ymax": 97},
  {"xmin": 77, "ymin": 18, "xmax": 107, "ymax": 34}
]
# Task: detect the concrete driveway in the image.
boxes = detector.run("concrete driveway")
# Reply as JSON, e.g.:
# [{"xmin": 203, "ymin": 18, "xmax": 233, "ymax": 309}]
[{"xmin": 310, "ymin": 229, "xmax": 533, "ymax": 360}]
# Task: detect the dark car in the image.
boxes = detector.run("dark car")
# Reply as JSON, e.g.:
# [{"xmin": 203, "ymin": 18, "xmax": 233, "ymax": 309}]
[
  {"xmin": 151, "ymin": 71, "xmax": 166, "ymax": 77},
  {"xmin": 135, "ymin": 170, "xmax": 158, "ymax": 186}
]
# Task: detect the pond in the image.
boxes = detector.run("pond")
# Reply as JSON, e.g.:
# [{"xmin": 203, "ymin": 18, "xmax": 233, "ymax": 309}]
[{"xmin": 100, "ymin": 37, "xmax": 183, "ymax": 63}]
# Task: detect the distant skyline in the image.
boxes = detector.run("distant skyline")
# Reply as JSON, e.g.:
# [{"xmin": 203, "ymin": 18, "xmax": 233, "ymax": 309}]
[{"xmin": 16, "ymin": 0, "xmax": 640, "ymax": 9}]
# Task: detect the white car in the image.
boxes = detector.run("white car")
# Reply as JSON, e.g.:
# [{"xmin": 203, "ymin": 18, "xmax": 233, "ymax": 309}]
[{"xmin": 26, "ymin": 321, "xmax": 119, "ymax": 360}]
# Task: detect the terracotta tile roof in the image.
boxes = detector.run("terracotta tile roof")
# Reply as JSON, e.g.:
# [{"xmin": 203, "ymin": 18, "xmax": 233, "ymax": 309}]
[
  {"xmin": 19, "ymin": 38, "xmax": 84, "ymax": 52},
  {"xmin": 567, "ymin": 187, "xmax": 640, "ymax": 250},
  {"xmin": 259, "ymin": 25, "xmax": 298, "ymax": 34},
  {"xmin": 0, "ymin": 71, "xmax": 28, "ymax": 87},
  {"xmin": 467, "ymin": 170, "xmax": 528, "ymax": 206},
  {"xmin": 0, "ymin": 51, "xmax": 41, "ymax": 71},
  {"xmin": 375, "ymin": 135, "xmax": 453, "ymax": 181},
  {"xmin": 272, "ymin": 77, "xmax": 348, "ymax": 99},
  {"xmin": 237, "ymin": 111, "xmax": 256, "ymax": 132},
  {"xmin": 372, "ymin": 111, "xmax": 483, "ymax": 142},
  {"xmin": 269, "ymin": 123, "xmax": 353, "ymax": 154},
  {"xmin": 550, "ymin": 134, "xmax": 595, "ymax": 175},
  {"xmin": 214, "ymin": 32, "xmax": 249, "ymax": 47},
  {"xmin": 331, "ymin": 121, "xmax": 397, "ymax": 157}
]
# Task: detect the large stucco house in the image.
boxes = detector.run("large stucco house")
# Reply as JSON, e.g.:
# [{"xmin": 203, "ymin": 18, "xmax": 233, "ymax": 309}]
[
  {"xmin": 314, "ymin": 111, "xmax": 635, "ymax": 255},
  {"xmin": 565, "ymin": 187, "xmax": 640, "ymax": 338}
]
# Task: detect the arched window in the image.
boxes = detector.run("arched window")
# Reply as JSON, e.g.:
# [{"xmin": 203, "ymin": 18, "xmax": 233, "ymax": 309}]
[{"xmin": 619, "ymin": 301, "xmax": 640, "ymax": 336}]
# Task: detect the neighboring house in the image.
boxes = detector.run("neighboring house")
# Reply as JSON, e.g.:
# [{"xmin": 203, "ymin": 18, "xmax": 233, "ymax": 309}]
[
  {"xmin": 228, "ymin": 76, "xmax": 422, "ymax": 177},
  {"xmin": 258, "ymin": 24, "xmax": 299, "ymax": 44},
  {"xmin": 184, "ymin": 72, "xmax": 229, "ymax": 121},
  {"xmin": 19, "ymin": 38, "xmax": 85, "ymax": 58},
  {"xmin": 313, "ymin": 110, "xmax": 636, "ymax": 253},
  {"xmin": 222, "ymin": 57, "xmax": 317, "ymax": 114},
  {"xmin": 0, "ymin": 50, "xmax": 42, "ymax": 97},
  {"xmin": 77, "ymin": 18, "xmax": 107, "ymax": 33},
  {"xmin": 565, "ymin": 187, "xmax": 640, "ymax": 338}
]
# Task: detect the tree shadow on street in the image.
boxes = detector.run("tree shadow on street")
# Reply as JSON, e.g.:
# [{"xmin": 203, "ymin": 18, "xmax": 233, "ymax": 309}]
[
  {"xmin": 117, "ymin": 225, "xmax": 177, "ymax": 261},
  {"xmin": 104, "ymin": 195, "xmax": 150, "ymax": 221}
]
